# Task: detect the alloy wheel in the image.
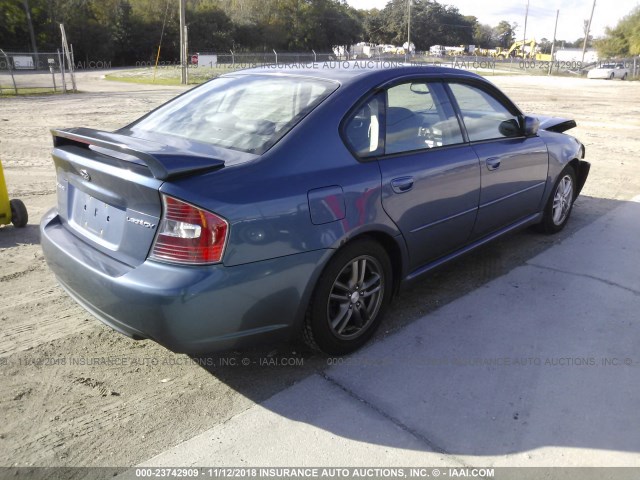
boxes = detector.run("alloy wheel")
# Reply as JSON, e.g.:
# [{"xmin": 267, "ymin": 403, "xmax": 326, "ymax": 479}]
[
  {"xmin": 327, "ymin": 255, "xmax": 384, "ymax": 340},
  {"xmin": 552, "ymin": 174, "xmax": 574, "ymax": 226}
]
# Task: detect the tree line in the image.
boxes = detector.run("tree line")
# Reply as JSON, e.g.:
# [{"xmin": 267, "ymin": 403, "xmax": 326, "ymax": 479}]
[
  {"xmin": 595, "ymin": 6, "xmax": 640, "ymax": 58},
  {"xmin": 1, "ymin": 0, "xmax": 516, "ymax": 64},
  {"xmin": 1, "ymin": 0, "xmax": 636, "ymax": 66}
]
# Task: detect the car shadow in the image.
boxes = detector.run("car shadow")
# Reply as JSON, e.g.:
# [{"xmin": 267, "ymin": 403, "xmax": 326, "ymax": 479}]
[
  {"xmin": 0, "ymin": 224, "xmax": 40, "ymax": 248},
  {"xmin": 189, "ymin": 195, "xmax": 640, "ymax": 457}
]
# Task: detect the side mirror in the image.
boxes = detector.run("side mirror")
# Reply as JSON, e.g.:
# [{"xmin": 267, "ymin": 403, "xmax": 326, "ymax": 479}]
[
  {"xmin": 410, "ymin": 82, "xmax": 430, "ymax": 94},
  {"xmin": 498, "ymin": 119, "xmax": 521, "ymax": 137},
  {"xmin": 522, "ymin": 115, "xmax": 540, "ymax": 136}
]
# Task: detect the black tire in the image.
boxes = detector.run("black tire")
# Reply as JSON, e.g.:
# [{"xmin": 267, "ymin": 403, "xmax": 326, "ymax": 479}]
[
  {"xmin": 609, "ymin": 72, "xmax": 615, "ymax": 80},
  {"xmin": 537, "ymin": 167, "xmax": 576, "ymax": 234},
  {"xmin": 303, "ymin": 238, "xmax": 393, "ymax": 355},
  {"xmin": 622, "ymin": 73, "xmax": 627, "ymax": 80},
  {"xmin": 10, "ymin": 199, "xmax": 28, "ymax": 228}
]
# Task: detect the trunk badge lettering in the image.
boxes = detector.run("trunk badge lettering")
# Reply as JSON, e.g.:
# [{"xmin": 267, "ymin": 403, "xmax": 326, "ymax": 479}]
[
  {"xmin": 127, "ymin": 216, "xmax": 156, "ymax": 229},
  {"xmin": 79, "ymin": 169, "xmax": 91, "ymax": 182}
]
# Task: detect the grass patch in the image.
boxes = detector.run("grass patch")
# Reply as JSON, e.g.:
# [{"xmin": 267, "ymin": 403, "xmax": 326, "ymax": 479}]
[
  {"xmin": 103, "ymin": 74, "xmax": 185, "ymax": 86},
  {"xmin": 0, "ymin": 87, "xmax": 68, "ymax": 96}
]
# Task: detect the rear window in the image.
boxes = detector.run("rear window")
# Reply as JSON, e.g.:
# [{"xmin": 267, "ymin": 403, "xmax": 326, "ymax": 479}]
[{"xmin": 131, "ymin": 75, "xmax": 337, "ymax": 154}]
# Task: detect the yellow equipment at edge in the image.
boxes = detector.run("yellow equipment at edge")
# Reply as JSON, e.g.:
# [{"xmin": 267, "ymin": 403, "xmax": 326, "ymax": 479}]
[{"xmin": 0, "ymin": 158, "xmax": 28, "ymax": 228}]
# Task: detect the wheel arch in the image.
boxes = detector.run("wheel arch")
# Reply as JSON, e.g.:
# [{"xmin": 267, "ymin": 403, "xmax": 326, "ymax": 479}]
[
  {"xmin": 292, "ymin": 229, "xmax": 408, "ymax": 338},
  {"xmin": 353, "ymin": 230, "xmax": 406, "ymax": 297},
  {"xmin": 568, "ymin": 158, "xmax": 580, "ymax": 193},
  {"xmin": 568, "ymin": 157, "xmax": 590, "ymax": 198},
  {"xmin": 539, "ymin": 131, "xmax": 588, "ymax": 208}
]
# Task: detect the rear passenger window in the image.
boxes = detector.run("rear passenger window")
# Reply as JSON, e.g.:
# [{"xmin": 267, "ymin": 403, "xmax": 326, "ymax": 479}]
[
  {"xmin": 343, "ymin": 96, "xmax": 382, "ymax": 158},
  {"xmin": 448, "ymin": 83, "xmax": 522, "ymax": 142},
  {"xmin": 385, "ymin": 82, "xmax": 463, "ymax": 155}
]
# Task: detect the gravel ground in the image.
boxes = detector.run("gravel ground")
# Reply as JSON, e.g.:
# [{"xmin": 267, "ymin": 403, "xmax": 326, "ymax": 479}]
[{"xmin": 0, "ymin": 71, "xmax": 638, "ymax": 467}]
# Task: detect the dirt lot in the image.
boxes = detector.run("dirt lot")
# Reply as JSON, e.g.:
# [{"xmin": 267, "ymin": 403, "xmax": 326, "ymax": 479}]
[{"xmin": 0, "ymin": 71, "xmax": 639, "ymax": 467}]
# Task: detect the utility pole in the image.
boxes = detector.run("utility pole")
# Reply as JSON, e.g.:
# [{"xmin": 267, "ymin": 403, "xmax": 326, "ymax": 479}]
[
  {"xmin": 23, "ymin": 0, "xmax": 38, "ymax": 55},
  {"xmin": 59, "ymin": 24, "xmax": 76, "ymax": 92},
  {"xmin": 548, "ymin": 9, "xmax": 559, "ymax": 75},
  {"xmin": 581, "ymin": 0, "xmax": 596, "ymax": 65},
  {"xmin": 179, "ymin": 0, "xmax": 187, "ymax": 84},
  {"xmin": 405, "ymin": 0, "xmax": 411, "ymax": 63},
  {"xmin": 184, "ymin": 25, "xmax": 189, "ymax": 85},
  {"xmin": 522, "ymin": 0, "xmax": 530, "ymax": 53}
]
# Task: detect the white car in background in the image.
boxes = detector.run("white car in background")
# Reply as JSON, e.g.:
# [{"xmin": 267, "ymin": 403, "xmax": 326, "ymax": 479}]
[{"xmin": 587, "ymin": 63, "xmax": 629, "ymax": 80}]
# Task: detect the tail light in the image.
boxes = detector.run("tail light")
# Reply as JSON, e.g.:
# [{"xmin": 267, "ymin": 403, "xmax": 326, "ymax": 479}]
[{"xmin": 150, "ymin": 195, "xmax": 228, "ymax": 265}]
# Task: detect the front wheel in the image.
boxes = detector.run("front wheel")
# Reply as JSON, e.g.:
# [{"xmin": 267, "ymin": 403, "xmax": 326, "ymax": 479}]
[
  {"xmin": 303, "ymin": 239, "xmax": 392, "ymax": 355},
  {"xmin": 537, "ymin": 167, "xmax": 576, "ymax": 234}
]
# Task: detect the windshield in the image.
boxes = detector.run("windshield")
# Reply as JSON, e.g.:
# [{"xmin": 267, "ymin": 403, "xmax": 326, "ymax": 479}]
[{"xmin": 131, "ymin": 74, "xmax": 338, "ymax": 154}]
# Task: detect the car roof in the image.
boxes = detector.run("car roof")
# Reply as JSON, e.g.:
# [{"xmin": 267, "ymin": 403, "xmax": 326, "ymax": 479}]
[{"xmin": 223, "ymin": 61, "xmax": 483, "ymax": 86}]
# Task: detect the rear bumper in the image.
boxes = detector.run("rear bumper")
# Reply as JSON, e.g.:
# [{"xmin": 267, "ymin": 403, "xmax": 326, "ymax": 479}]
[{"xmin": 41, "ymin": 209, "xmax": 329, "ymax": 353}]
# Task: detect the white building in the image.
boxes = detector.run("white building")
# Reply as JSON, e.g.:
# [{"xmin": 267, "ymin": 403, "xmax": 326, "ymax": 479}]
[{"xmin": 555, "ymin": 48, "xmax": 598, "ymax": 63}]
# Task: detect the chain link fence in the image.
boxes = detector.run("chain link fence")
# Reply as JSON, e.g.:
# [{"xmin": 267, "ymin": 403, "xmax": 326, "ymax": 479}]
[
  {"xmin": 0, "ymin": 50, "xmax": 76, "ymax": 95},
  {"xmin": 3, "ymin": 48, "xmax": 638, "ymax": 92},
  {"xmin": 188, "ymin": 51, "xmax": 336, "ymax": 67},
  {"xmin": 187, "ymin": 51, "xmax": 640, "ymax": 79},
  {"xmin": 405, "ymin": 53, "xmax": 640, "ymax": 78}
]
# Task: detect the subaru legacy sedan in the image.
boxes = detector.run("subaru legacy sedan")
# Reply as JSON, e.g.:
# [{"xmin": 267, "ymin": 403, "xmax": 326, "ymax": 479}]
[{"xmin": 41, "ymin": 65, "xmax": 589, "ymax": 355}]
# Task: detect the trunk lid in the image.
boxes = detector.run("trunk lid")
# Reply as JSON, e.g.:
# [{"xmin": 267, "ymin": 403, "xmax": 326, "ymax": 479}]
[{"xmin": 51, "ymin": 128, "xmax": 227, "ymax": 267}]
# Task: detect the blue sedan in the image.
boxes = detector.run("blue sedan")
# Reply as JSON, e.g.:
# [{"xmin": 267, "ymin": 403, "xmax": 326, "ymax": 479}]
[{"xmin": 41, "ymin": 65, "xmax": 589, "ymax": 355}]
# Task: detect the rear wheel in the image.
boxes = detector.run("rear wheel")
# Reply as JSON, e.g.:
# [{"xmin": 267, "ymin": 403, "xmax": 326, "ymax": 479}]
[
  {"xmin": 622, "ymin": 73, "xmax": 628, "ymax": 80},
  {"xmin": 303, "ymin": 239, "xmax": 392, "ymax": 355},
  {"xmin": 537, "ymin": 167, "xmax": 576, "ymax": 234},
  {"xmin": 10, "ymin": 199, "xmax": 28, "ymax": 228}
]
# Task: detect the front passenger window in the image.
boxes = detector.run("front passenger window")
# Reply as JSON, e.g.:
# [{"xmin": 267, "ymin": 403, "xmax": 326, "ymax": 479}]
[{"xmin": 449, "ymin": 83, "xmax": 522, "ymax": 142}]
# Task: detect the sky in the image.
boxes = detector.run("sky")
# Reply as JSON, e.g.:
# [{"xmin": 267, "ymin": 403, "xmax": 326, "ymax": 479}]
[{"xmin": 346, "ymin": 0, "xmax": 639, "ymax": 43}]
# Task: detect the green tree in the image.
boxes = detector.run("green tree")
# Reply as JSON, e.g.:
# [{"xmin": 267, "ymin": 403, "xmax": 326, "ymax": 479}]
[
  {"xmin": 301, "ymin": 0, "xmax": 362, "ymax": 51},
  {"xmin": 361, "ymin": 8, "xmax": 387, "ymax": 45},
  {"xmin": 187, "ymin": 3, "xmax": 235, "ymax": 52},
  {"xmin": 0, "ymin": 0, "xmax": 30, "ymax": 50},
  {"xmin": 378, "ymin": 0, "xmax": 474, "ymax": 50},
  {"xmin": 473, "ymin": 22, "xmax": 495, "ymax": 48},
  {"xmin": 113, "ymin": 0, "xmax": 136, "ymax": 64},
  {"xmin": 53, "ymin": 0, "xmax": 112, "ymax": 63},
  {"xmin": 537, "ymin": 37, "xmax": 551, "ymax": 54},
  {"xmin": 494, "ymin": 20, "xmax": 516, "ymax": 48},
  {"xmin": 595, "ymin": 6, "xmax": 640, "ymax": 57}
]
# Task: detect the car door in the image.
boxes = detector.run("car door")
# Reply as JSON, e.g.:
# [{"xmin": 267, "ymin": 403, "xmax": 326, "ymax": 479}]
[
  {"xmin": 372, "ymin": 81, "xmax": 481, "ymax": 271},
  {"xmin": 446, "ymin": 81, "xmax": 548, "ymax": 239}
]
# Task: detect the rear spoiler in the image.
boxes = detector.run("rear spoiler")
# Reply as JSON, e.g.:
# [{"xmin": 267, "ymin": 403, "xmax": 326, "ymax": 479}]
[
  {"xmin": 536, "ymin": 116, "xmax": 577, "ymax": 134},
  {"xmin": 52, "ymin": 128, "xmax": 225, "ymax": 180}
]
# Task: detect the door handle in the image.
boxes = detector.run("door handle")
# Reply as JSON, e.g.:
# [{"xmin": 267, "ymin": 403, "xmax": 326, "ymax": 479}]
[
  {"xmin": 391, "ymin": 176, "xmax": 414, "ymax": 194},
  {"xmin": 486, "ymin": 158, "xmax": 501, "ymax": 171}
]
